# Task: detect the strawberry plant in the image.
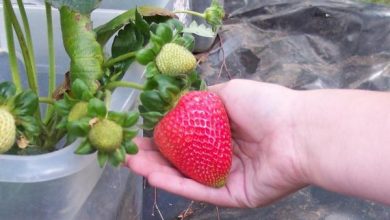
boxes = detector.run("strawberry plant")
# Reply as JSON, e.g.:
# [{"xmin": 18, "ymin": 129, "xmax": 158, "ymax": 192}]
[{"xmin": 1, "ymin": 0, "xmax": 231, "ymax": 187}]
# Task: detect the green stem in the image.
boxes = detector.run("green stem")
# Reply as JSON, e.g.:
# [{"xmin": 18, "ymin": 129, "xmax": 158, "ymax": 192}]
[
  {"xmin": 43, "ymin": 116, "xmax": 66, "ymax": 151},
  {"xmin": 3, "ymin": 6, "xmax": 22, "ymax": 92},
  {"xmin": 103, "ymin": 51, "xmax": 137, "ymax": 68},
  {"xmin": 104, "ymin": 90, "xmax": 112, "ymax": 113},
  {"xmin": 3, "ymin": 0, "xmax": 39, "ymax": 95},
  {"xmin": 173, "ymin": 10, "xmax": 206, "ymax": 19},
  {"xmin": 39, "ymin": 97, "xmax": 55, "ymax": 105},
  {"xmin": 16, "ymin": 0, "xmax": 36, "ymax": 70},
  {"xmin": 105, "ymin": 81, "xmax": 145, "ymax": 91},
  {"xmin": 44, "ymin": 2, "xmax": 56, "ymax": 123}
]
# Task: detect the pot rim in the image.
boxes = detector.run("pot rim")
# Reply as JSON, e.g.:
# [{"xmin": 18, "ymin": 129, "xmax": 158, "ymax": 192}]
[{"xmin": 0, "ymin": 141, "xmax": 100, "ymax": 183}]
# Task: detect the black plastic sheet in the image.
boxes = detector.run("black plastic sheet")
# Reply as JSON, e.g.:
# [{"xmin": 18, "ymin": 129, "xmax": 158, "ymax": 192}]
[{"xmin": 201, "ymin": 0, "xmax": 390, "ymax": 90}]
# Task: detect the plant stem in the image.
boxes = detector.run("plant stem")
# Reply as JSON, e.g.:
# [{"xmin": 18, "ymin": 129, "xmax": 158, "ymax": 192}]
[
  {"xmin": 105, "ymin": 81, "xmax": 145, "ymax": 91},
  {"xmin": 173, "ymin": 10, "xmax": 205, "ymax": 19},
  {"xmin": 16, "ymin": 0, "xmax": 36, "ymax": 70},
  {"xmin": 104, "ymin": 90, "xmax": 112, "ymax": 112},
  {"xmin": 3, "ymin": 0, "xmax": 39, "ymax": 95},
  {"xmin": 44, "ymin": 2, "xmax": 56, "ymax": 123},
  {"xmin": 39, "ymin": 97, "xmax": 55, "ymax": 105},
  {"xmin": 103, "ymin": 51, "xmax": 137, "ymax": 68},
  {"xmin": 3, "ymin": 6, "xmax": 22, "ymax": 92}
]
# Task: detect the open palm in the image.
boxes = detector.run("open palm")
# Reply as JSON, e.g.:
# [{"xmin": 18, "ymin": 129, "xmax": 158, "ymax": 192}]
[{"xmin": 126, "ymin": 79, "xmax": 307, "ymax": 208}]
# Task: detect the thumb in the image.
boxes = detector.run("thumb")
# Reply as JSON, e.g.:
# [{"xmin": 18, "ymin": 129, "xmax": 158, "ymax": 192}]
[{"xmin": 207, "ymin": 81, "xmax": 229, "ymax": 97}]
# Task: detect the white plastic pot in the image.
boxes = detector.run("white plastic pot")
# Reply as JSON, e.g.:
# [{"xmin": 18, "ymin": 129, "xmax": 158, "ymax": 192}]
[{"xmin": 0, "ymin": 4, "xmax": 145, "ymax": 220}]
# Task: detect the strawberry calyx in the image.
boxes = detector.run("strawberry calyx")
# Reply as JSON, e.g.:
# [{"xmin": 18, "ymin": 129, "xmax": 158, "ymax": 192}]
[
  {"xmin": 135, "ymin": 19, "xmax": 196, "ymax": 75},
  {"xmin": 54, "ymin": 79, "xmax": 95, "ymax": 130},
  {"xmin": 67, "ymin": 97, "xmax": 140, "ymax": 167},
  {"xmin": 204, "ymin": 0, "xmax": 225, "ymax": 31},
  {"xmin": 139, "ymin": 68, "xmax": 206, "ymax": 130}
]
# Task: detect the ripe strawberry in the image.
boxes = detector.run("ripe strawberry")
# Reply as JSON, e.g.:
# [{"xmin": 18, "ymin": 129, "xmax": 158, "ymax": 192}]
[
  {"xmin": 153, "ymin": 91, "xmax": 232, "ymax": 187},
  {"xmin": 155, "ymin": 43, "xmax": 197, "ymax": 76},
  {"xmin": 0, "ymin": 108, "xmax": 16, "ymax": 153}
]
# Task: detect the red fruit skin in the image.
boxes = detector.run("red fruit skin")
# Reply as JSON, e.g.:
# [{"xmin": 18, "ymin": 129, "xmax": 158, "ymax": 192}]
[{"xmin": 154, "ymin": 91, "xmax": 232, "ymax": 187}]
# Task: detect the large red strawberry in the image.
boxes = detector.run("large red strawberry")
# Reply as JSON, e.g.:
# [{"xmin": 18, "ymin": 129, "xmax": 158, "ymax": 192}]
[{"xmin": 153, "ymin": 91, "xmax": 232, "ymax": 187}]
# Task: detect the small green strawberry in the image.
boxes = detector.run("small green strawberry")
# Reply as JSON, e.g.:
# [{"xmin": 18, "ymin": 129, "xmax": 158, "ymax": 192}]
[
  {"xmin": 68, "ymin": 101, "xmax": 88, "ymax": 122},
  {"xmin": 0, "ymin": 108, "xmax": 16, "ymax": 153},
  {"xmin": 0, "ymin": 82, "xmax": 40, "ymax": 153},
  {"xmin": 88, "ymin": 119, "xmax": 123, "ymax": 153},
  {"xmin": 68, "ymin": 97, "xmax": 140, "ymax": 167},
  {"xmin": 153, "ymin": 91, "xmax": 232, "ymax": 187},
  {"xmin": 204, "ymin": 0, "xmax": 225, "ymax": 31},
  {"xmin": 155, "ymin": 43, "xmax": 197, "ymax": 76}
]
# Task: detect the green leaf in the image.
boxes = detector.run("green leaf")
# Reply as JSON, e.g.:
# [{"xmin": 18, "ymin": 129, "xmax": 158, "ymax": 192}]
[
  {"xmin": 188, "ymin": 71, "xmax": 207, "ymax": 90},
  {"xmin": 106, "ymin": 110, "xmax": 138, "ymax": 128},
  {"xmin": 97, "ymin": 151, "xmax": 108, "ymax": 168},
  {"xmin": 123, "ymin": 111, "xmax": 139, "ymax": 128},
  {"xmin": 109, "ymin": 148, "xmax": 126, "ymax": 167},
  {"xmin": 66, "ymin": 134, "xmax": 78, "ymax": 145},
  {"xmin": 145, "ymin": 62, "xmax": 160, "ymax": 79},
  {"xmin": 150, "ymin": 33, "xmax": 164, "ymax": 49},
  {"xmin": 140, "ymin": 91, "xmax": 167, "ymax": 113},
  {"xmin": 199, "ymin": 80, "xmax": 208, "ymax": 91},
  {"xmin": 0, "ymin": 81, "xmax": 16, "ymax": 103},
  {"xmin": 45, "ymin": 0, "xmax": 101, "ymax": 14},
  {"xmin": 182, "ymin": 20, "xmax": 216, "ymax": 38},
  {"xmin": 81, "ymin": 90, "xmax": 94, "ymax": 101},
  {"xmin": 18, "ymin": 116, "xmax": 41, "ymax": 137},
  {"xmin": 59, "ymin": 7, "xmax": 104, "ymax": 94},
  {"xmin": 75, "ymin": 140, "xmax": 96, "ymax": 155},
  {"xmin": 111, "ymin": 21, "xmax": 145, "ymax": 78},
  {"xmin": 138, "ymin": 106, "xmax": 161, "ymax": 130},
  {"xmin": 135, "ymin": 8, "xmax": 150, "ymax": 40},
  {"xmin": 165, "ymin": 19, "xmax": 184, "ymax": 34},
  {"xmin": 107, "ymin": 111, "xmax": 126, "ymax": 125},
  {"xmin": 71, "ymin": 79, "xmax": 89, "ymax": 100},
  {"xmin": 88, "ymin": 98, "xmax": 107, "ymax": 118},
  {"xmin": 67, "ymin": 117, "xmax": 90, "ymax": 137},
  {"xmin": 123, "ymin": 129, "xmax": 139, "ymax": 139},
  {"xmin": 111, "ymin": 21, "xmax": 144, "ymax": 55},
  {"xmin": 54, "ymin": 99, "xmax": 71, "ymax": 116},
  {"xmin": 155, "ymin": 23, "xmax": 173, "ymax": 43},
  {"xmin": 95, "ymin": 6, "xmax": 175, "ymax": 46},
  {"xmin": 13, "ymin": 91, "xmax": 39, "ymax": 116},
  {"xmin": 136, "ymin": 47, "xmax": 156, "ymax": 65},
  {"xmin": 123, "ymin": 141, "xmax": 138, "ymax": 154},
  {"xmin": 174, "ymin": 33, "xmax": 195, "ymax": 51},
  {"xmin": 149, "ymin": 41, "xmax": 162, "ymax": 55},
  {"xmin": 140, "ymin": 111, "xmax": 164, "ymax": 124},
  {"xmin": 56, "ymin": 118, "xmax": 68, "ymax": 129},
  {"xmin": 154, "ymin": 75, "xmax": 182, "ymax": 103}
]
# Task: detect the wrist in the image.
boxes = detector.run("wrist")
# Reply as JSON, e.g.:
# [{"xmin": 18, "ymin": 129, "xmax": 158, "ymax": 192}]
[{"xmin": 289, "ymin": 90, "xmax": 315, "ymax": 186}]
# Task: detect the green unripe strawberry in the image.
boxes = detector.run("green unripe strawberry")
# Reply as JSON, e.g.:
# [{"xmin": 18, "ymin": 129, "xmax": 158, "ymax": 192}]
[
  {"xmin": 68, "ymin": 102, "xmax": 88, "ymax": 122},
  {"xmin": 0, "ymin": 108, "xmax": 16, "ymax": 153},
  {"xmin": 155, "ymin": 43, "xmax": 197, "ymax": 76},
  {"xmin": 88, "ymin": 119, "xmax": 123, "ymax": 152}
]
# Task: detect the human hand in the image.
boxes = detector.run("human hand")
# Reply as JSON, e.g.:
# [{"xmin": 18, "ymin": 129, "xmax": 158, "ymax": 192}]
[{"xmin": 126, "ymin": 79, "xmax": 307, "ymax": 208}]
